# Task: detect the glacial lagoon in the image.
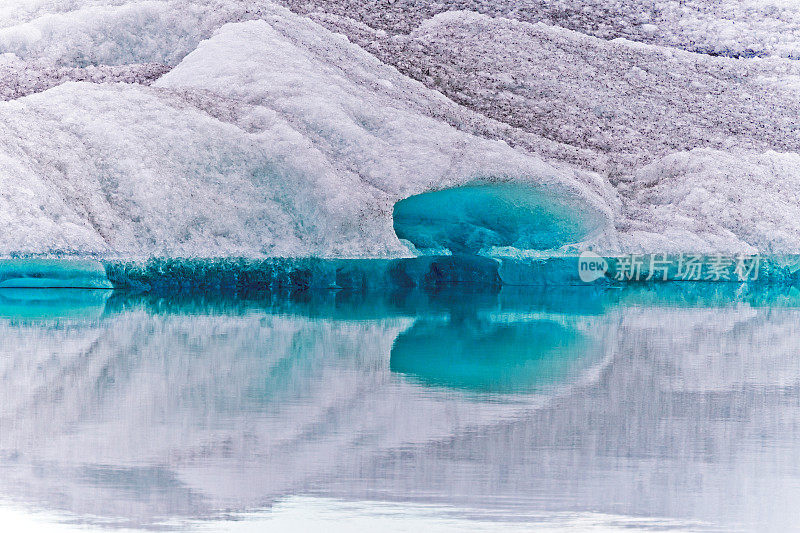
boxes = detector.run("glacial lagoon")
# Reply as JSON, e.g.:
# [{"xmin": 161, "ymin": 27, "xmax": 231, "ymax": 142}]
[{"xmin": 1, "ymin": 282, "xmax": 799, "ymax": 531}]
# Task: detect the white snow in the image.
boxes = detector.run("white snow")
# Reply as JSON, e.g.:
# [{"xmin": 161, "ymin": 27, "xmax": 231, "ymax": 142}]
[
  {"xmin": 0, "ymin": 1, "xmax": 799, "ymax": 256},
  {"xmin": 347, "ymin": 10, "xmax": 800, "ymax": 174},
  {"xmin": 0, "ymin": 12, "xmax": 617, "ymax": 258},
  {"xmin": 620, "ymin": 149, "xmax": 800, "ymax": 254},
  {"xmin": 0, "ymin": 1, "xmax": 233, "ymax": 66}
]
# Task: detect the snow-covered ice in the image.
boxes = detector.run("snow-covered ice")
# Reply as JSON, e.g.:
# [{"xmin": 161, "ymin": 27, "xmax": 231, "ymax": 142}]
[
  {"xmin": 0, "ymin": 11, "xmax": 617, "ymax": 258},
  {"xmin": 0, "ymin": 0, "xmax": 799, "ymax": 257}
]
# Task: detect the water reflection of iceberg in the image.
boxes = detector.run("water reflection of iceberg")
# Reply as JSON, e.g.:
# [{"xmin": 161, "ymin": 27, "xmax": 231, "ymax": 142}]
[
  {"xmin": 390, "ymin": 315, "xmax": 596, "ymax": 393},
  {"xmin": 0, "ymin": 288, "xmax": 111, "ymax": 321},
  {"xmin": 1, "ymin": 284, "xmax": 800, "ymax": 530},
  {"xmin": 0, "ymin": 287, "xmax": 612, "ymax": 529}
]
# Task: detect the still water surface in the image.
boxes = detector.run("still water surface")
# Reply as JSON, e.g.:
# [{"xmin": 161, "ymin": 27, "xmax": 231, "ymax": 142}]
[{"xmin": 0, "ymin": 285, "xmax": 799, "ymax": 531}]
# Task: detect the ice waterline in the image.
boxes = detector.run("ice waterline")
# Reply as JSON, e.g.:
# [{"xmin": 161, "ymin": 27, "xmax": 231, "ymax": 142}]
[
  {"xmin": 0, "ymin": 253, "xmax": 792, "ymax": 291},
  {"xmin": 1, "ymin": 4, "xmax": 800, "ymax": 275}
]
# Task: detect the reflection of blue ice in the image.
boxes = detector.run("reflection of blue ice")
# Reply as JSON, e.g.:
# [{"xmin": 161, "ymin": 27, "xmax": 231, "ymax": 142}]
[
  {"xmin": 0, "ymin": 288, "xmax": 111, "ymax": 321},
  {"xmin": 390, "ymin": 317, "xmax": 595, "ymax": 393},
  {"xmin": 0, "ymin": 285, "xmax": 800, "ymax": 530}
]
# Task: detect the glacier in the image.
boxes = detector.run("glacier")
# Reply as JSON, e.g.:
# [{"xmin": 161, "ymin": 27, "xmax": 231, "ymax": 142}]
[
  {"xmin": 0, "ymin": 10, "xmax": 617, "ymax": 260},
  {"xmin": 0, "ymin": 0, "xmax": 799, "ymax": 275}
]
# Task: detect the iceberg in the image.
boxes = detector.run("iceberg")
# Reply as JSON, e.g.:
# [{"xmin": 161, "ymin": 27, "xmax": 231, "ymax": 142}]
[
  {"xmin": 0, "ymin": 1, "xmax": 798, "ymax": 278},
  {"xmin": 0, "ymin": 258, "xmax": 111, "ymax": 288},
  {"xmin": 0, "ymin": 10, "xmax": 616, "ymax": 259}
]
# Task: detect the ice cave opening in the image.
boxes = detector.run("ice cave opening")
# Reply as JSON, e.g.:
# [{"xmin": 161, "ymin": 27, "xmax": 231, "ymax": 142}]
[{"xmin": 392, "ymin": 183, "xmax": 603, "ymax": 255}]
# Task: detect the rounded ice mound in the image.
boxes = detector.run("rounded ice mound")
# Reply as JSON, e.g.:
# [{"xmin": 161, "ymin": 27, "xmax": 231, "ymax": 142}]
[
  {"xmin": 393, "ymin": 183, "xmax": 605, "ymax": 254},
  {"xmin": 0, "ymin": 11, "xmax": 617, "ymax": 259},
  {"xmin": 619, "ymin": 148, "xmax": 800, "ymax": 254},
  {"xmin": 0, "ymin": 1, "xmax": 235, "ymax": 67}
]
